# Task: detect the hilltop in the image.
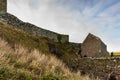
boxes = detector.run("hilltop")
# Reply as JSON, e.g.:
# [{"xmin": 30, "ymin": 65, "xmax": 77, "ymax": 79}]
[
  {"xmin": 0, "ymin": 21, "xmax": 96, "ymax": 80},
  {"xmin": 1, "ymin": 14, "xmax": 120, "ymax": 80},
  {"xmin": 0, "ymin": 18, "xmax": 80, "ymax": 64}
]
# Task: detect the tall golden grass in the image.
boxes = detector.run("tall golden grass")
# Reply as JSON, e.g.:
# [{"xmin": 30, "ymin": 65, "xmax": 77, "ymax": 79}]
[{"xmin": 0, "ymin": 38, "xmax": 99, "ymax": 80}]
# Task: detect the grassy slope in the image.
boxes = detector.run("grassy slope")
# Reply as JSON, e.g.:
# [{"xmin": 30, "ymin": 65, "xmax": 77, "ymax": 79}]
[
  {"xmin": 0, "ymin": 21, "xmax": 78, "ymax": 61},
  {"xmin": 0, "ymin": 22, "xmax": 95, "ymax": 80},
  {"xmin": 0, "ymin": 21, "xmax": 51, "ymax": 53}
]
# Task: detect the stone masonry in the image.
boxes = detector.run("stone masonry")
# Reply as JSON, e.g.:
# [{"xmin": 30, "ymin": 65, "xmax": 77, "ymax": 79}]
[
  {"xmin": 81, "ymin": 33, "xmax": 107, "ymax": 57},
  {"xmin": 0, "ymin": 0, "xmax": 7, "ymax": 14}
]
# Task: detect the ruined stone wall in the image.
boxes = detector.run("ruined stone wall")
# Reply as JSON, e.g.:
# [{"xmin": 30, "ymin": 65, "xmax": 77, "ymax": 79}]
[
  {"xmin": 0, "ymin": 13, "xmax": 69, "ymax": 43},
  {"xmin": 69, "ymin": 57, "xmax": 120, "ymax": 79},
  {"xmin": 0, "ymin": 0, "xmax": 7, "ymax": 13},
  {"xmin": 101, "ymin": 41, "xmax": 107, "ymax": 56},
  {"xmin": 81, "ymin": 33, "xmax": 107, "ymax": 57},
  {"xmin": 69, "ymin": 42, "xmax": 81, "ymax": 55},
  {"xmin": 81, "ymin": 35, "xmax": 101, "ymax": 57}
]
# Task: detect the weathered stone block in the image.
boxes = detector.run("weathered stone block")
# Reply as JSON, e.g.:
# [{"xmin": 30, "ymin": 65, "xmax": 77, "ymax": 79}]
[{"xmin": 0, "ymin": 0, "xmax": 7, "ymax": 13}]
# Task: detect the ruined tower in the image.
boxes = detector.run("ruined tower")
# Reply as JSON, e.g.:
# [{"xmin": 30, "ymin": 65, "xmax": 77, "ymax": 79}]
[{"xmin": 0, "ymin": 0, "xmax": 7, "ymax": 13}]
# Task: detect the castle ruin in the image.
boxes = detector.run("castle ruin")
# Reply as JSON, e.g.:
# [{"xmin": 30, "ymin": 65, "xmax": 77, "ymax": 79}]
[
  {"xmin": 0, "ymin": 0, "xmax": 69, "ymax": 43},
  {"xmin": 0, "ymin": 0, "xmax": 108, "ymax": 57}
]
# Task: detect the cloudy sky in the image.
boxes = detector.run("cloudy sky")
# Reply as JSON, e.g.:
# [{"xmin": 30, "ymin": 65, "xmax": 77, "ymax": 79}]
[{"xmin": 8, "ymin": 0, "xmax": 120, "ymax": 52}]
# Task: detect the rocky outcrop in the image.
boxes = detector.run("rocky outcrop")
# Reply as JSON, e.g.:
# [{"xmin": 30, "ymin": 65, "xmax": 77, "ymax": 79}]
[
  {"xmin": 68, "ymin": 57, "xmax": 120, "ymax": 79},
  {"xmin": 0, "ymin": 13, "xmax": 69, "ymax": 43}
]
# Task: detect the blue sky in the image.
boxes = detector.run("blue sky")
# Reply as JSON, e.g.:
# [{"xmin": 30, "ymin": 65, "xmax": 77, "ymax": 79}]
[{"xmin": 8, "ymin": 0, "xmax": 120, "ymax": 51}]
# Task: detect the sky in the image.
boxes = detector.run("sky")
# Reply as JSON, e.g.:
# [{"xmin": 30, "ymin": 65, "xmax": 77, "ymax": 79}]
[{"xmin": 8, "ymin": 0, "xmax": 120, "ymax": 52}]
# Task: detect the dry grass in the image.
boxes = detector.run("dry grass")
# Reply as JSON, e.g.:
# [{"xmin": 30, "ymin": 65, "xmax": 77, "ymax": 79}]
[{"xmin": 0, "ymin": 38, "xmax": 99, "ymax": 80}]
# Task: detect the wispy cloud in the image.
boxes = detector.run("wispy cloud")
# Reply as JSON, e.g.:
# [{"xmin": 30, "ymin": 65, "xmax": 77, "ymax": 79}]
[{"xmin": 8, "ymin": 0, "xmax": 120, "ymax": 51}]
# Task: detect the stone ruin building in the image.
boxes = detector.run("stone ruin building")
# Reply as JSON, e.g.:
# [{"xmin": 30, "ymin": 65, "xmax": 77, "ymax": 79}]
[
  {"xmin": 0, "ymin": 0, "xmax": 108, "ymax": 57},
  {"xmin": 81, "ymin": 33, "xmax": 107, "ymax": 57}
]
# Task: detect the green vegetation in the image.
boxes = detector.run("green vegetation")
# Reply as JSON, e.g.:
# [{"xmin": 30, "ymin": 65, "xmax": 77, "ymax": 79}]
[
  {"xmin": 0, "ymin": 33, "xmax": 95, "ymax": 80},
  {"xmin": 0, "ymin": 67, "xmax": 29, "ymax": 80},
  {"xmin": 0, "ymin": 22, "xmax": 50, "ymax": 53},
  {"xmin": 0, "ymin": 22, "xmax": 78, "ymax": 61}
]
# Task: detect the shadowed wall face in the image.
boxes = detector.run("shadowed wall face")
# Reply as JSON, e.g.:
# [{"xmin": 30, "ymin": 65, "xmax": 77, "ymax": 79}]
[{"xmin": 0, "ymin": 0, "xmax": 7, "ymax": 13}]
